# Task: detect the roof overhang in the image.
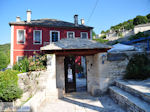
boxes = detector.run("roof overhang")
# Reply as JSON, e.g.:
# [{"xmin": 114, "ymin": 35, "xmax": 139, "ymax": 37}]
[{"xmin": 41, "ymin": 38, "xmax": 112, "ymax": 56}]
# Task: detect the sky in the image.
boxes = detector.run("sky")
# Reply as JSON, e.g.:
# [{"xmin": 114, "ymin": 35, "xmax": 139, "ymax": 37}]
[{"xmin": 0, "ymin": 0, "xmax": 150, "ymax": 44}]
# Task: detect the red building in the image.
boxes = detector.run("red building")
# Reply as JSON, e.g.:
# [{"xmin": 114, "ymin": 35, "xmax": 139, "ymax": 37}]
[{"xmin": 9, "ymin": 10, "xmax": 93, "ymax": 65}]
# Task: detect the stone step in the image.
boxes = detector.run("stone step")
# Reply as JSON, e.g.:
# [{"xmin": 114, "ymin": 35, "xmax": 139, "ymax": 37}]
[
  {"xmin": 109, "ymin": 86, "xmax": 150, "ymax": 112},
  {"xmin": 115, "ymin": 80, "xmax": 150, "ymax": 104}
]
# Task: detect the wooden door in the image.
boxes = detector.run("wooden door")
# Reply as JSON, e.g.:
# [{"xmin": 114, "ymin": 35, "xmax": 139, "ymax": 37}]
[{"xmin": 64, "ymin": 56, "xmax": 76, "ymax": 93}]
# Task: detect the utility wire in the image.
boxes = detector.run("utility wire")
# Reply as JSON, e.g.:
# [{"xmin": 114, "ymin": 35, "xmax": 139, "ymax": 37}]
[{"xmin": 87, "ymin": 0, "xmax": 99, "ymax": 24}]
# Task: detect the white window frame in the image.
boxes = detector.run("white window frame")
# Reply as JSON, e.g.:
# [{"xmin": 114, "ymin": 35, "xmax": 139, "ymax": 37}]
[
  {"xmin": 33, "ymin": 30, "xmax": 42, "ymax": 45},
  {"xmin": 17, "ymin": 56, "xmax": 24, "ymax": 63},
  {"xmin": 17, "ymin": 29, "xmax": 26, "ymax": 44},
  {"xmin": 80, "ymin": 32, "xmax": 88, "ymax": 39},
  {"xmin": 67, "ymin": 31, "xmax": 75, "ymax": 39},
  {"xmin": 50, "ymin": 30, "xmax": 60, "ymax": 42}
]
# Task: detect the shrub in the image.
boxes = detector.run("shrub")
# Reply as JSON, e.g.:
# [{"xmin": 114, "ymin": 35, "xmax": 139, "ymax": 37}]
[
  {"xmin": 13, "ymin": 57, "xmax": 29, "ymax": 72},
  {"xmin": 93, "ymin": 38, "xmax": 109, "ymax": 43},
  {"xmin": 128, "ymin": 32, "xmax": 149, "ymax": 40},
  {"xmin": 0, "ymin": 84, "xmax": 23, "ymax": 102},
  {"xmin": 28, "ymin": 53, "xmax": 46, "ymax": 71},
  {"xmin": 124, "ymin": 54, "xmax": 150, "ymax": 80},
  {"xmin": 100, "ymin": 35, "xmax": 106, "ymax": 39},
  {"xmin": 0, "ymin": 70, "xmax": 23, "ymax": 102},
  {"xmin": 13, "ymin": 53, "xmax": 46, "ymax": 72}
]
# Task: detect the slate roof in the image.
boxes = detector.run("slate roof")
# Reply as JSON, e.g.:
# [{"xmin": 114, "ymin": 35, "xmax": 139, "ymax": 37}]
[
  {"xmin": 40, "ymin": 38, "xmax": 112, "ymax": 51},
  {"xmin": 9, "ymin": 18, "xmax": 93, "ymax": 29}
]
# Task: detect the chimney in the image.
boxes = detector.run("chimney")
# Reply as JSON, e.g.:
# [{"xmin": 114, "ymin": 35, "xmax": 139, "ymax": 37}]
[
  {"xmin": 74, "ymin": 15, "xmax": 78, "ymax": 26},
  {"xmin": 81, "ymin": 19, "xmax": 84, "ymax": 25},
  {"xmin": 27, "ymin": 9, "xmax": 31, "ymax": 22},
  {"xmin": 16, "ymin": 16, "xmax": 21, "ymax": 22}
]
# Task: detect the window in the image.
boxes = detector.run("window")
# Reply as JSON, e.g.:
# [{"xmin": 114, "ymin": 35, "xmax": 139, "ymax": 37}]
[
  {"xmin": 81, "ymin": 32, "xmax": 88, "ymax": 39},
  {"xmin": 17, "ymin": 56, "xmax": 24, "ymax": 63},
  {"xmin": 17, "ymin": 30, "xmax": 25, "ymax": 44},
  {"xmin": 33, "ymin": 30, "xmax": 42, "ymax": 44},
  {"xmin": 50, "ymin": 31, "xmax": 60, "ymax": 42},
  {"xmin": 67, "ymin": 32, "xmax": 75, "ymax": 39}
]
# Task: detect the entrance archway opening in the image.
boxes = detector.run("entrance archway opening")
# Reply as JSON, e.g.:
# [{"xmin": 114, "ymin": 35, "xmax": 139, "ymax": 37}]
[{"xmin": 64, "ymin": 55, "xmax": 87, "ymax": 93}]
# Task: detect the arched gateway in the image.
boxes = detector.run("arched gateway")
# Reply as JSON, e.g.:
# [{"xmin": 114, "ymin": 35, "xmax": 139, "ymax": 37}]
[{"xmin": 41, "ymin": 38, "xmax": 111, "ymax": 98}]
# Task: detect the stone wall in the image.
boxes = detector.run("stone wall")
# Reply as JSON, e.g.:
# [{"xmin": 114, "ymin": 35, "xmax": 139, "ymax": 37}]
[{"xmin": 86, "ymin": 51, "xmax": 149, "ymax": 96}]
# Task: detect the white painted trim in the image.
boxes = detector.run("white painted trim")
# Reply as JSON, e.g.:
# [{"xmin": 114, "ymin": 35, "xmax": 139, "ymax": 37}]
[
  {"xmin": 90, "ymin": 29, "xmax": 93, "ymax": 40},
  {"xmin": 67, "ymin": 31, "xmax": 75, "ymax": 39},
  {"xmin": 33, "ymin": 30, "xmax": 42, "ymax": 45},
  {"xmin": 13, "ymin": 49, "xmax": 40, "ymax": 51},
  {"xmin": 50, "ymin": 30, "xmax": 60, "ymax": 42},
  {"xmin": 16, "ymin": 56, "xmax": 24, "ymax": 63},
  {"xmin": 17, "ymin": 29, "xmax": 26, "ymax": 44},
  {"xmin": 10, "ymin": 25, "xmax": 14, "ymax": 66},
  {"xmin": 80, "ymin": 32, "xmax": 88, "ymax": 39}
]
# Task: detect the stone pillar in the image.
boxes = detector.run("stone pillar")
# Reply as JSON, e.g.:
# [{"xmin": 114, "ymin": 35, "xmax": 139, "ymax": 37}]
[
  {"xmin": 81, "ymin": 56, "xmax": 87, "ymax": 76},
  {"xmin": 46, "ymin": 54, "xmax": 58, "ymax": 99},
  {"xmin": 56, "ymin": 56, "xmax": 65, "ymax": 98}
]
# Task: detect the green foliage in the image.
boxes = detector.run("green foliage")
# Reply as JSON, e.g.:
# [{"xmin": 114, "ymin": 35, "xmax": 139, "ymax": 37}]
[
  {"xmin": 13, "ymin": 57, "xmax": 29, "ymax": 72},
  {"xmin": 102, "ymin": 14, "xmax": 150, "ymax": 36},
  {"xmin": 0, "ymin": 44, "xmax": 10, "ymax": 70},
  {"xmin": 13, "ymin": 53, "xmax": 46, "ymax": 72},
  {"xmin": 0, "ymin": 70, "xmax": 23, "ymax": 102},
  {"xmin": 28, "ymin": 53, "xmax": 46, "ymax": 71},
  {"xmin": 118, "ymin": 32, "xmax": 123, "ymax": 37},
  {"xmin": 128, "ymin": 32, "xmax": 149, "ymax": 40},
  {"xmin": 93, "ymin": 38, "xmax": 109, "ymax": 43},
  {"xmin": 146, "ymin": 13, "xmax": 150, "ymax": 20},
  {"xmin": 0, "ymin": 84, "xmax": 23, "ymax": 102},
  {"xmin": 133, "ymin": 15, "xmax": 148, "ymax": 25},
  {"xmin": 0, "ymin": 52, "xmax": 9, "ymax": 70},
  {"xmin": 100, "ymin": 35, "xmax": 106, "ymax": 39},
  {"xmin": 124, "ymin": 54, "xmax": 150, "ymax": 80},
  {"xmin": 92, "ymin": 31, "xmax": 96, "ymax": 37},
  {"xmin": 101, "ymin": 30, "xmax": 105, "ymax": 34}
]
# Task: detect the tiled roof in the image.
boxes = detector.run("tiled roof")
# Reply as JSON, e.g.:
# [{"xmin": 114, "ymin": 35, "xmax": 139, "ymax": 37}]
[
  {"xmin": 9, "ymin": 18, "xmax": 93, "ymax": 29},
  {"xmin": 40, "ymin": 38, "xmax": 111, "ymax": 51}
]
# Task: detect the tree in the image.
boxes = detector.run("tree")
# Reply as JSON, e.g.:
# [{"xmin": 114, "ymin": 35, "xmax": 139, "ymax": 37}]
[
  {"xmin": 92, "ymin": 30, "xmax": 96, "ymax": 37},
  {"xmin": 0, "ymin": 52, "xmax": 9, "ymax": 70},
  {"xmin": 101, "ymin": 30, "xmax": 105, "ymax": 34},
  {"xmin": 146, "ymin": 13, "xmax": 150, "ymax": 19},
  {"xmin": 133, "ymin": 15, "xmax": 148, "ymax": 25}
]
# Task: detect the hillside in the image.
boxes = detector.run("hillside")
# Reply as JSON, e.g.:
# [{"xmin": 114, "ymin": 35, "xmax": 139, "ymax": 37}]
[
  {"xmin": 101, "ymin": 13, "xmax": 150, "ymax": 34},
  {"xmin": 0, "ymin": 43, "xmax": 10, "ymax": 70}
]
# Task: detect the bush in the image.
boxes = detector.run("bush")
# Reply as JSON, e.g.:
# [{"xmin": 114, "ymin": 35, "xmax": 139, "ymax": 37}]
[
  {"xmin": 28, "ymin": 53, "xmax": 46, "ymax": 71},
  {"xmin": 0, "ymin": 70, "xmax": 23, "ymax": 102},
  {"xmin": 13, "ymin": 57, "xmax": 29, "ymax": 72},
  {"xmin": 124, "ymin": 54, "xmax": 150, "ymax": 80},
  {"xmin": 100, "ymin": 35, "xmax": 106, "ymax": 39},
  {"xmin": 0, "ymin": 84, "xmax": 23, "ymax": 102},
  {"xmin": 93, "ymin": 38, "xmax": 109, "ymax": 43},
  {"xmin": 128, "ymin": 32, "xmax": 149, "ymax": 40},
  {"xmin": 13, "ymin": 53, "xmax": 46, "ymax": 72}
]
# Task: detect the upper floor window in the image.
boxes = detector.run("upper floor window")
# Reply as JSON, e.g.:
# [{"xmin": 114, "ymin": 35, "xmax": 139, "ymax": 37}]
[
  {"xmin": 81, "ymin": 32, "xmax": 88, "ymax": 39},
  {"xmin": 33, "ymin": 30, "xmax": 42, "ymax": 44},
  {"xmin": 50, "ymin": 31, "xmax": 60, "ymax": 42},
  {"xmin": 67, "ymin": 32, "xmax": 75, "ymax": 39},
  {"xmin": 17, "ymin": 29, "xmax": 25, "ymax": 44}
]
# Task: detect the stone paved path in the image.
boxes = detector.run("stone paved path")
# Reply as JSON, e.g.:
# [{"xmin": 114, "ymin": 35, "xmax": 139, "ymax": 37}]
[{"xmin": 39, "ymin": 92, "xmax": 125, "ymax": 112}]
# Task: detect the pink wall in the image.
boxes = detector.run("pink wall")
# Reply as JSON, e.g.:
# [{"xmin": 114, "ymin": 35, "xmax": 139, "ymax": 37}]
[{"xmin": 13, "ymin": 25, "xmax": 91, "ymax": 63}]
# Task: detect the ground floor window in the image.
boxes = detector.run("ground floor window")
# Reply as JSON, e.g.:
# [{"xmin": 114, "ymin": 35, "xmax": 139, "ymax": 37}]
[{"xmin": 17, "ymin": 56, "xmax": 24, "ymax": 63}]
